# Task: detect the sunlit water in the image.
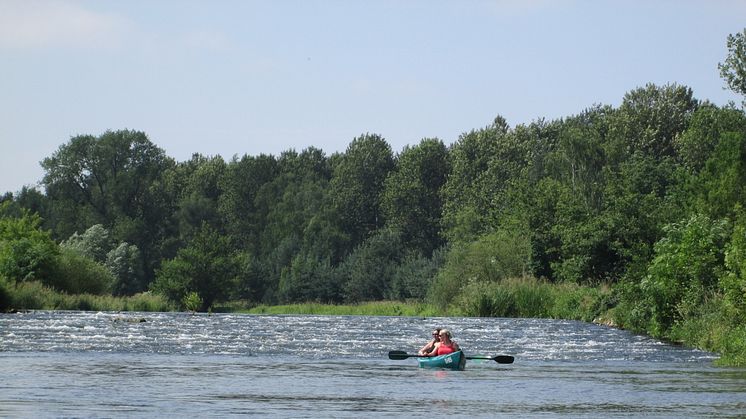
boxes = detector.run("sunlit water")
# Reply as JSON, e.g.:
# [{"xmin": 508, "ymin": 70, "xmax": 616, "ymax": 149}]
[{"xmin": 1, "ymin": 311, "xmax": 745, "ymax": 417}]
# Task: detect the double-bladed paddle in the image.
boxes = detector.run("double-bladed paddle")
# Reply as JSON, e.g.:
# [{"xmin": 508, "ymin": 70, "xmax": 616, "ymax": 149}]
[{"xmin": 388, "ymin": 350, "xmax": 514, "ymax": 364}]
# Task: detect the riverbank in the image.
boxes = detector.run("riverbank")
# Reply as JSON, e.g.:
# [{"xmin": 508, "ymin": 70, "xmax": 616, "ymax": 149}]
[{"xmin": 0, "ymin": 279, "xmax": 174, "ymax": 312}]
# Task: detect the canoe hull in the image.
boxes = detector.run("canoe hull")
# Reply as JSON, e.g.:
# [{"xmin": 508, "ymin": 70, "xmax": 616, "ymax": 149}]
[{"xmin": 418, "ymin": 350, "xmax": 465, "ymax": 371}]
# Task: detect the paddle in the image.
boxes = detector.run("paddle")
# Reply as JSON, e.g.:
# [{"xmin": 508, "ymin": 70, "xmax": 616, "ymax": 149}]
[{"xmin": 388, "ymin": 350, "xmax": 514, "ymax": 364}]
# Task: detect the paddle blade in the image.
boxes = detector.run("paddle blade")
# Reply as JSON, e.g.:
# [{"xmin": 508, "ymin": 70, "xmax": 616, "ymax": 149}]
[
  {"xmin": 465, "ymin": 355, "xmax": 515, "ymax": 364},
  {"xmin": 388, "ymin": 350, "xmax": 411, "ymax": 360},
  {"xmin": 494, "ymin": 355, "xmax": 514, "ymax": 364}
]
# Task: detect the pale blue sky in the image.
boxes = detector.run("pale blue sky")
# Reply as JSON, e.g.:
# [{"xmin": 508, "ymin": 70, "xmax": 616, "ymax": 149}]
[{"xmin": 1, "ymin": 0, "xmax": 744, "ymax": 194}]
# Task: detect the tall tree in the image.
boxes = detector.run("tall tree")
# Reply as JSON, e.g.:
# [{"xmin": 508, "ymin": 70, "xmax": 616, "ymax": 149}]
[
  {"xmin": 719, "ymin": 28, "xmax": 746, "ymax": 106},
  {"xmin": 40, "ymin": 130, "xmax": 175, "ymax": 286},
  {"xmin": 329, "ymin": 134, "xmax": 394, "ymax": 248},
  {"xmin": 382, "ymin": 138, "xmax": 449, "ymax": 256},
  {"xmin": 608, "ymin": 83, "xmax": 697, "ymax": 160},
  {"xmin": 219, "ymin": 154, "xmax": 278, "ymax": 253},
  {"xmin": 151, "ymin": 224, "xmax": 237, "ymax": 311}
]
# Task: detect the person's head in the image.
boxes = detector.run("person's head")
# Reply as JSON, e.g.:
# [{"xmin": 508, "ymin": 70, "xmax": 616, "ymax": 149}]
[
  {"xmin": 432, "ymin": 328, "xmax": 442, "ymax": 341},
  {"xmin": 438, "ymin": 329, "xmax": 452, "ymax": 341}
]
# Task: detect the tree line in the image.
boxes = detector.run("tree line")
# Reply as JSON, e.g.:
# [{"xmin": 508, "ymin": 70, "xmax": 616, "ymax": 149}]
[{"xmin": 2, "ymin": 29, "xmax": 746, "ymax": 360}]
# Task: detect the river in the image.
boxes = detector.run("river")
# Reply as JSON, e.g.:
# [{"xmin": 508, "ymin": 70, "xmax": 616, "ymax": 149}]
[{"xmin": 1, "ymin": 311, "xmax": 745, "ymax": 417}]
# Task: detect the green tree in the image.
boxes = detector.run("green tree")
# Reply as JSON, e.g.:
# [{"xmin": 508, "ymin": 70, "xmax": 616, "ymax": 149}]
[
  {"xmin": 329, "ymin": 134, "xmax": 394, "ymax": 248},
  {"xmin": 278, "ymin": 253, "xmax": 339, "ymax": 303},
  {"xmin": 719, "ymin": 28, "xmax": 746, "ymax": 106},
  {"xmin": 170, "ymin": 154, "xmax": 227, "ymax": 243},
  {"xmin": 674, "ymin": 104, "xmax": 746, "ymax": 171},
  {"xmin": 106, "ymin": 242, "xmax": 144, "ymax": 296},
  {"xmin": 640, "ymin": 214, "xmax": 728, "ymax": 336},
  {"xmin": 389, "ymin": 248, "xmax": 445, "ymax": 300},
  {"xmin": 55, "ymin": 247, "xmax": 114, "ymax": 295},
  {"xmin": 428, "ymin": 228, "xmax": 532, "ymax": 308},
  {"xmin": 695, "ymin": 132, "xmax": 746, "ymax": 220},
  {"xmin": 440, "ymin": 123, "xmax": 503, "ymax": 243},
  {"xmin": 608, "ymin": 83, "xmax": 698, "ymax": 160},
  {"xmin": 0, "ymin": 206, "xmax": 59, "ymax": 285},
  {"xmin": 219, "ymin": 154, "xmax": 278, "ymax": 253},
  {"xmin": 339, "ymin": 228, "xmax": 403, "ymax": 302},
  {"xmin": 721, "ymin": 207, "xmax": 746, "ymax": 323},
  {"xmin": 151, "ymin": 224, "xmax": 237, "ymax": 311},
  {"xmin": 382, "ymin": 138, "xmax": 449, "ymax": 256},
  {"xmin": 61, "ymin": 224, "xmax": 112, "ymax": 262},
  {"xmin": 40, "ymin": 130, "xmax": 175, "ymax": 287}
]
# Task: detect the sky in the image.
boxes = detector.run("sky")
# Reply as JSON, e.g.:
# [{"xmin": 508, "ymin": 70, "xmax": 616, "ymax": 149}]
[{"xmin": 1, "ymin": 0, "xmax": 744, "ymax": 194}]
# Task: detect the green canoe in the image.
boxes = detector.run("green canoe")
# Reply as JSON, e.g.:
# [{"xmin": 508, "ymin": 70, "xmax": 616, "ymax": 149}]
[{"xmin": 417, "ymin": 350, "xmax": 466, "ymax": 371}]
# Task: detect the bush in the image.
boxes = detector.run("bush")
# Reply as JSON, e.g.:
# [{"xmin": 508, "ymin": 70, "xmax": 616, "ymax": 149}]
[
  {"xmin": 340, "ymin": 228, "xmax": 403, "ymax": 302},
  {"xmin": 721, "ymin": 207, "xmax": 746, "ymax": 323},
  {"xmin": 52, "ymin": 247, "xmax": 115, "ymax": 295},
  {"xmin": 0, "ymin": 208, "xmax": 59, "ymax": 284},
  {"xmin": 639, "ymin": 214, "xmax": 728, "ymax": 336},
  {"xmin": 151, "ymin": 224, "xmax": 237, "ymax": 311},
  {"xmin": 388, "ymin": 249, "xmax": 444, "ymax": 300},
  {"xmin": 428, "ymin": 229, "xmax": 532, "ymax": 308}
]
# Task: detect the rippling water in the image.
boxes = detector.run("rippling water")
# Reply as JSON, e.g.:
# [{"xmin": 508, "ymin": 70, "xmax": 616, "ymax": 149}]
[{"xmin": 1, "ymin": 311, "xmax": 745, "ymax": 417}]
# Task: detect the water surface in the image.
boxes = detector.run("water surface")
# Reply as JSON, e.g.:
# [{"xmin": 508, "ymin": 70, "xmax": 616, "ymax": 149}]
[{"xmin": 1, "ymin": 311, "xmax": 744, "ymax": 417}]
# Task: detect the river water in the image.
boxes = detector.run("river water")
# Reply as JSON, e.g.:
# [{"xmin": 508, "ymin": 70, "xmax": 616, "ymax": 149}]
[{"xmin": 1, "ymin": 311, "xmax": 745, "ymax": 418}]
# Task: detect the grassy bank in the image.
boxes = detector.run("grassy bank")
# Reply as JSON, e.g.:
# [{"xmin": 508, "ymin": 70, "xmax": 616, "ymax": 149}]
[
  {"xmin": 234, "ymin": 277, "xmax": 613, "ymax": 322},
  {"xmin": 0, "ymin": 280, "xmax": 174, "ymax": 312}
]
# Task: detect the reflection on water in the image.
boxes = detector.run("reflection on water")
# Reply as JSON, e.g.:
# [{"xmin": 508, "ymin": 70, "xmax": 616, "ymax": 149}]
[{"xmin": 1, "ymin": 311, "xmax": 744, "ymax": 418}]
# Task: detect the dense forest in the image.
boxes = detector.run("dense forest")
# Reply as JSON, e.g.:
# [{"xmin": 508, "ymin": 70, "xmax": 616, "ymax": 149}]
[{"xmin": 2, "ymin": 30, "xmax": 746, "ymax": 363}]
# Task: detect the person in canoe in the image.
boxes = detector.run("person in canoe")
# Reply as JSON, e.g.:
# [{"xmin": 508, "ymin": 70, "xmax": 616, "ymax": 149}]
[
  {"xmin": 425, "ymin": 328, "xmax": 460, "ymax": 356},
  {"xmin": 418, "ymin": 328, "xmax": 442, "ymax": 355}
]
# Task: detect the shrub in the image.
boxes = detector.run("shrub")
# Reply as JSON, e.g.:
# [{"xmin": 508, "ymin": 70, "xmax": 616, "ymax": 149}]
[
  {"xmin": 429, "ymin": 229, "xmax": 531, "ymax": 308},
  {"xmin": 639, "ymin": 214, "xmax": 728, "ymax": 336},
  {"xmin": 53, "ymin": 247, "xmax": 115, "ymax": 295},
  {"xmin": 0, "ymin": 208, "xmax": 59, "ymax": 285}
]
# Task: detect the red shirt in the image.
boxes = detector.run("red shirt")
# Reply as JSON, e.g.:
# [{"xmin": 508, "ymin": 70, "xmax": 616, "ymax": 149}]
[{"xmin": 437, "ymin": 342, "xmax": 456, "ymax": 355}]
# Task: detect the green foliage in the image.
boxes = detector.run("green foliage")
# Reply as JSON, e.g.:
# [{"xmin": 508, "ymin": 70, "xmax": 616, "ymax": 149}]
[
  {"xmin": 695, "ymin": 132, "xmax": 746, "ymax": 219},
  {"xmin": 639, "ymin": 214, "xmax": 728, "ymax": 336},
  {"xmin": 218, "ymin": 153, "xmax": 279, "ymax": 252},
  {"xmin": 41, "ymin": 130, "xmax": 175, "ymax": 286},
  {"xmin": 388, "ymin": 249, "xmax": 445, "ymax": 300},
  {"xmin": 182, "ymin": 291, "xmax": 203, "ymax": 312},
  {"xmin": 329, "ymin": 133, "xmax": 394, "ymax": 247},
  {"xmin": 454, "ymin": 281, "xmax": 518, "ymax": 317},
  {"xmin": 0, "ymin": 276, "xmax": 11, "ymax": 311},
  {"xmin": 452, "ymin": 277, "xmax": 608, "ymax": 321},
  {"xmin": 151, "ymin": 224, "xmax": 237, "ymax": 311},
  {"xmin": 609, "ymin": 83, "xmax": 697, "ymax": 159},
  {"xmin": 719, "ymin": 28, "xmax": 746, "ymax": 105},
  {"xmin": 440, "ymin": 118, "xmax": 524, "ymax": 243},
  {"xmin": 246, "ymin": 300, "xmax": 439, "ymax": 317},
  {"xmin": 61, "ymin": 224, "xmax": 112, "ymax": 262},
  {"xmin": 0, "ymin": 279, "xmax": 172, "ymax": 311},
  {"xmin": 0, "ymin": 207, "xmax": 60, "ymax": 285},
  {"xmin": 53, "ymin": 247, "xmax": 115, "ymax": 295},
  {"xmin": 429, "ymin": 228, "xmax": 532, "ymax": 308},
  {"xmin": 675, "ymin": 104, "xmax": 746, "ymax": 171},
  {"xmin": 60, "ymin": 224, "xmax": 144, "ymax": 296},
  {"xmin": 340, "ymin": 228, "xmax": 403, "ymax": 302},
  {"xmin": 106, "ymin": 242, "xmax": 144, "ymax": 296},
  {"xmin": 278, "ymin": 253, "xmax": 339, "ymax": 303},
  {"xmin": 382, "ymin": 138, "xmax": 449, "ymax": 256},
  {"xmin": 721, "ymin": 207, "xmax": 746, "ymax": 322}
]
